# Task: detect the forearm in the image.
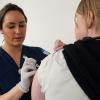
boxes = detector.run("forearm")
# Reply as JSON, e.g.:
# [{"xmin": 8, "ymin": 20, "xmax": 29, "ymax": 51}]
[{"xmin": 0, "ymin": 84, "xmax": 24, "ymax": 100}]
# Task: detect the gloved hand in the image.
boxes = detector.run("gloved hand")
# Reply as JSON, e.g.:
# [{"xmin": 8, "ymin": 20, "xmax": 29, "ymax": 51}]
[{"xmin": 18, "ymin": 56, "xmax": 37, "ymax": 93}]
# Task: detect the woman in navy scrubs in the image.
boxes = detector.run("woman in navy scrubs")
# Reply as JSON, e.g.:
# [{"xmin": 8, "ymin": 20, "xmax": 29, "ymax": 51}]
[{"xmin": 0, "ymin": 3, "xmax": 49, "ymax": 100}]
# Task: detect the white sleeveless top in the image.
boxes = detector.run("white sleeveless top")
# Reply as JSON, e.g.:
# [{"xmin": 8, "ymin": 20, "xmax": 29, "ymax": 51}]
[{"xmin": 37, "ymin": 50, "xmax": 90, "ymax": 100}]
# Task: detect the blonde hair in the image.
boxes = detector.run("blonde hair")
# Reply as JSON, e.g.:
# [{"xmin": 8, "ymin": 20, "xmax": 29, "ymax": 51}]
[{"xmin": 76, "ymin": 0, "xmax": 100, "ymax": 30}]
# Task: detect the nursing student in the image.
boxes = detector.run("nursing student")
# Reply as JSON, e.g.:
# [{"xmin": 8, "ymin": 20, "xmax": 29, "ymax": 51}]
[{"xmin": 0, "ymin": 3, "xmax": 51, "ymax": 100}]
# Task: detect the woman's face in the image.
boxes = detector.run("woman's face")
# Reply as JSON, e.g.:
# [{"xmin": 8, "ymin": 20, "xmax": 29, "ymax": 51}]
[
  {"xmin": 75, "ymin": 13, "xmax": 88, "ymax": 40},
  {"xmin": 1, "ymin": 10, "xmax": 27, "ymax": 47}
]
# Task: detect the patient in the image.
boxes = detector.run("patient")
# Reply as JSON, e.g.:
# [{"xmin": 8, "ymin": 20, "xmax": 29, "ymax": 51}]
[{"xmin": 31, "ymin": 0, "xmax": 100, "ymax": 100}]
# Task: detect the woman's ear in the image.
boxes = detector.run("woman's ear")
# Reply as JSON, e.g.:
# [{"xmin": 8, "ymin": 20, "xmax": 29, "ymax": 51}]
[{"xmin": 87, "ymin": 11, "xmax": 94, "ymax": 28}]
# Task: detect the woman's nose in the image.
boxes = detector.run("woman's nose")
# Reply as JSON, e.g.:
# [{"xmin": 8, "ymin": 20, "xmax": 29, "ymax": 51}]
[{"xmin": 15, "ymin": 26, "xmax": 21, "ymax": 34}]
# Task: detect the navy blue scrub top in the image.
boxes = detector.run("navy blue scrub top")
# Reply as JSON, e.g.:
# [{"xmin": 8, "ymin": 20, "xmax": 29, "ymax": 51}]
[{"xmin": 0, "ymin": 45, "xmax": 49, "ymax": 100}]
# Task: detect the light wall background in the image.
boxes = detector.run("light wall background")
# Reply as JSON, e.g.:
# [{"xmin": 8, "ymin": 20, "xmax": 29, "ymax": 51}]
[{"xmin": 0, "ymin": 0, "xmax": 80, "ymax": 52}]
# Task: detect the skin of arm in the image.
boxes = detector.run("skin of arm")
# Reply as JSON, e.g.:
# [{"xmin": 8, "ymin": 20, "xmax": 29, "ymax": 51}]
[
  {"xmin": 31, "ymin": 73, "xmax": 45, "ymax": 100},
  {"xmin": 0, "ymin": 84, "xmax": 24, "ymax": 100}
]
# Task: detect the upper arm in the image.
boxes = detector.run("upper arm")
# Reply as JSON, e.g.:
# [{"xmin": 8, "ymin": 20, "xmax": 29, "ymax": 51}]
[{"xmin": 31, "ymin": 73, "xmax": 45, "ymax": 100}]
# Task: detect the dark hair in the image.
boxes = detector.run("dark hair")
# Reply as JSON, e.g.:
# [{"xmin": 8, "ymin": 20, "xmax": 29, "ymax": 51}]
[{"xmin": 0, "ymin": 3, "xmax": 27, "ymax": 29}]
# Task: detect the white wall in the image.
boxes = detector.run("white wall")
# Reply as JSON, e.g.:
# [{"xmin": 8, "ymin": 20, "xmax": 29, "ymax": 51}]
[{"xmin": 0, "ymin": 0, "xmax": 80, "ymax": 52}]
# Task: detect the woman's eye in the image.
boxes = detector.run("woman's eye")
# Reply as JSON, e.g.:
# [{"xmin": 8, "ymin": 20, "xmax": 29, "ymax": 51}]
[
  {"xmin": 8, "ymin": 25, "xmax": 15, "ymax": 29},
  {"xmin": 19, "ymin": 24, "xmax": 25, "ymax": 27}
]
